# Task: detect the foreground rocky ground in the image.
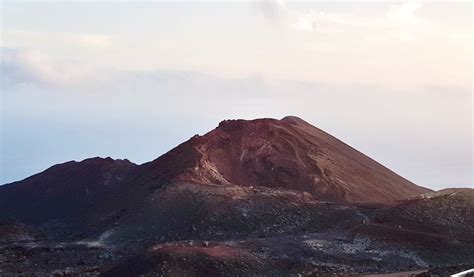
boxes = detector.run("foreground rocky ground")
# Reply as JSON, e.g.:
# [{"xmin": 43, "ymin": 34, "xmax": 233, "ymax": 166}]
[{"xmin": 1, "ymin": 185, "xmax": 473, "ymax": 276}]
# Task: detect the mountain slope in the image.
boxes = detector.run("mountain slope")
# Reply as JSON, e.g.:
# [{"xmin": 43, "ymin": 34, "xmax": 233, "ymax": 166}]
[
  {"xmin": 349, "ymin": 188, "xmax": 474, "ymax": 266},
  {"xmin": 0, "ymin": 157, "xmax": 136, "ymax": 224},
  {"xmin": 136, "ymin": 116, "xmax": 429, "ymax": 204},
  {"xmin": 373, "ymin": 188, "xmax": 474, "ymax": 240}
]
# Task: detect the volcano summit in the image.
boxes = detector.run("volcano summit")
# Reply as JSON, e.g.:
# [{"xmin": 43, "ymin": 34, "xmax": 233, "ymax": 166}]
[{"xmin": 137, "ymin": 116, "xmax": 428, "ymax": 204}]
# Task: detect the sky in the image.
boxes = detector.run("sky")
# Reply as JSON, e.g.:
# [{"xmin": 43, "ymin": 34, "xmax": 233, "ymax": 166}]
[{"xmin": 0, "ymin": 1, "xmax": 472, "ymax": 190}]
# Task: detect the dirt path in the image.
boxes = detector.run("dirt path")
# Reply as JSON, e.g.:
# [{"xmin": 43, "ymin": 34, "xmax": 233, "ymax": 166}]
[{"xmin": 359, "ymin": 269, "xmax": 428, "ymax": 276}]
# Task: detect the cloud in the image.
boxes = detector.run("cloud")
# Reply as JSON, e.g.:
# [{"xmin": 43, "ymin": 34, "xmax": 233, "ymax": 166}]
[
  {"xmin": 68, "ymin": 33, "xmax": 113, "ymax": 49},
  {"xmin": 258, "ymin": 0, "xmax": 424, "ymax": 37},
  {"xmin": 1, "ymin": 48, "xmax": 102, "ymax": 88},
  {"xmin": 258, "ymin": 0, "xmax": 287, "ymax": 20},
  {"xmin": 4, "ymin": 29, "xmax": 113, "ymax": 50},
  {"xmin": 292, "ymin": 10, "xmax": 346, "ymax": 33},
  {"xmin": 386, "ymin": 2, "xmax": 423, "ymax": 25},
  {"xmin": 258, "ymin": 0, "xmax": 345, "ymax": 33},
  {"xmin": 0, "ymin": 47, "xmax": 266, "ymax": 93}
]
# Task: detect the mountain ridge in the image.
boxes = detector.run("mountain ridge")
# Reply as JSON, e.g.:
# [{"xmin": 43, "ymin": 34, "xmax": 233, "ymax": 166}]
[
  {"xmin": 0, "ymin": 116, "xmax": 430, "ymax": 225},
  {"xmin": 1, "ymin": 116, "xmax": 472, "ymax": 276}
]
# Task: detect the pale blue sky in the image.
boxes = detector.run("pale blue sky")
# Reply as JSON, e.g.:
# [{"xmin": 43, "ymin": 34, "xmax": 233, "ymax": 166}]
[{"xmin": 1, "ymin": 1, "xmax": 472, "ymax": 190}]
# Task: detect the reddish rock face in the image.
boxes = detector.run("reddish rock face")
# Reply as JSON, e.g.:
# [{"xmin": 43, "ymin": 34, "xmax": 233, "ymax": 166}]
[{"xmin": 142, "ymin": 116, "xmax": 429, "ymax": 204}]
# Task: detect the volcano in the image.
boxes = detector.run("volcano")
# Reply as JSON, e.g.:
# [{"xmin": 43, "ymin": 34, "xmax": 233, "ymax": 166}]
[
  {"xmin": 0, "ymin": 116, "xmax": 430, "ymax": 234},
  {"xmin": 136, "ymin": 116, "xmax": 428, "ymax": 204},
  {"xmin": 2, "ymin": 116, "xmax": 470, "ymax": 276}
]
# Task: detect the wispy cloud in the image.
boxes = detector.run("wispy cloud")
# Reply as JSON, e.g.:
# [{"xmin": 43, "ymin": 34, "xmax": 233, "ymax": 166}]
[
  {"xmin": 258, "ymin": 0, "xmax": 345, "ymax": 33},
  {"xmin": 258, "ymin": 0, "xmax": 287, "ymax": 20},
  {"xmin": 4, "ymin": 29, "xmax": 113, "ymax": 50},
  {"xmin": 259, "ymin": 0, "xmax": 346, "ymax": 33},
  {"xmin": 292, "ymin": 10, "xmax": 345, "ymax": 33},
  {"xmin": 0, "ymin": 47, "xmax": 266, "ymax": 93},
  {"xmin": 67, "ymin": 33, "xmax": 113, "ymax": 49},
  {"xmin": 258, "ymin": 0, "xmax": 424, "ymax": 37},
  {"xmin": 386, "ymin": 2, "xmax": 423, "ymax": 25},
  {"xmin": 1, "ymin": 47, "xmax": 102, "ymax": 88}
]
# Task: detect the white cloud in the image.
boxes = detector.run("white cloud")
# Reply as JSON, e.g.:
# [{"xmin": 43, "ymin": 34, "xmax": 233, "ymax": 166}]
[
  {"xmin": 259, "ymin": 0, "xmax": 345, "ymax": 33},
  {"xmin": 258, "ymin": 0, "xmax": 287, "ymax": 20},
  {"xmin": 1, "ymin": 48, "xmax": 102, "ymax": 87},
  {"xmin": 386, "ymin": 2, "xmax": 423, "ymax": 25},
  {"xmin": 68, "ymin": 33, "xmax": 113, "ymax": 49},
  {"xmin": 292, "ymin": 10, "xmax": 346, "ymax": 33},
  {"xmin": 0, "ymin": 47, "xmax": 266, "ymax": 92},
  {"xmin": 259, "ymin": 0, "xmax": 424, "ymax": 36},
  {"xmin": 3, "ymin": 29, "xmax": 113, "ymax": 50}
]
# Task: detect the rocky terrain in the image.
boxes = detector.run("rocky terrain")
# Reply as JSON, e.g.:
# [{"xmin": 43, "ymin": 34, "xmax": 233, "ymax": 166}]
[{"xmin": 0, "ymin": 116, "xmax": 472, "ymax": 276}]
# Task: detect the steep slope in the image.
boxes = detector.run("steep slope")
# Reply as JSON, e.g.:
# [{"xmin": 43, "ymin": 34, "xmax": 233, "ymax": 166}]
[
  {"xmin": 137, "ymin": 116, "xmax": 429, "ymax": 204},
  {"xmin": 0, "ymin": 157, "xmax": 136, "ymax": 224}
]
